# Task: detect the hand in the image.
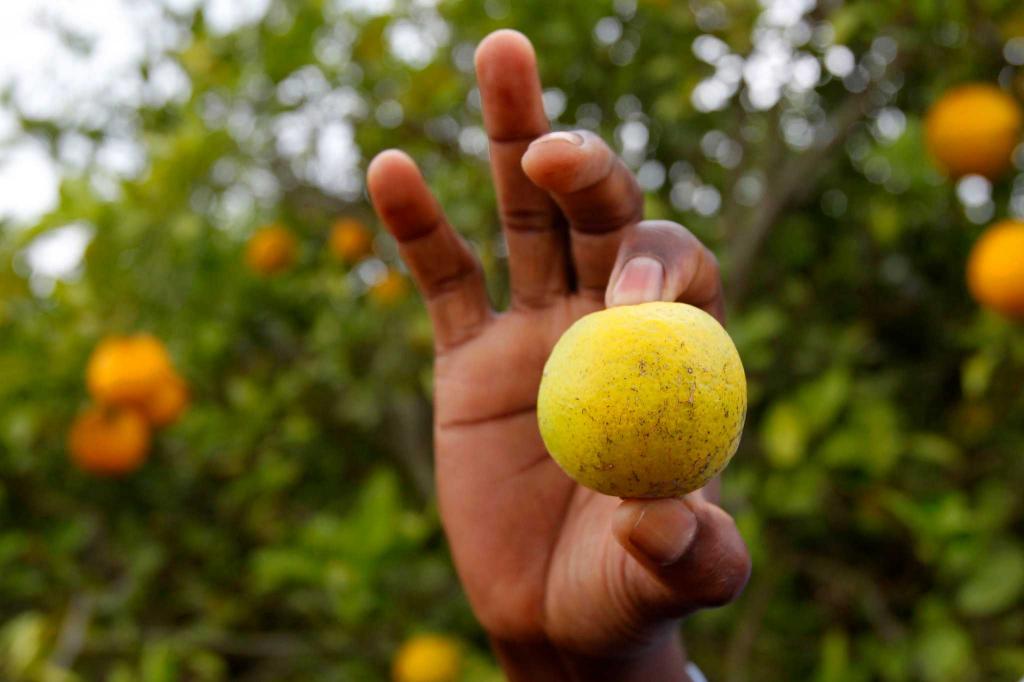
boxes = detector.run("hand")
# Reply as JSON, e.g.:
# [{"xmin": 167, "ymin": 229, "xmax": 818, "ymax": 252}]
[{"xmin": 368, "ymin": 30, "xmax": 750, "ymax": 681}]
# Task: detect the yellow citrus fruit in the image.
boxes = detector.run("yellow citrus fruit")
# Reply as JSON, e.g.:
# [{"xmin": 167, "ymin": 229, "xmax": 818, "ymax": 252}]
[
  {"xmin": 68, "ymin": 406, "xmax": 151, "ymax": 476},
  {"xmin": 392, "ymin": 634, "xmax": 462, "ymax": 682},
  {"xmin": 87, "ymin": 334, "xmax": 174, "ymax": 407},
  {"xmin": 141, "ymin": 371, "xmax": 190, "ymax": 427},
  {"xmin": 925, "ymin": 84, "xmax": 1022, "ymax": 179},
  {"xmin": 245, "ymin": 224, "xmax": 297, "ymax": 275},
  {"xmin": 370, "ymin": 269, "xmax": 408, "ymax": 306},
  {"xmin": 537, "ymin": 302, "xmax": 747, "ymax": 498},
  {"xmin": 967, "ymin": 219, "xmax": 1024, "ymax": 318},
  {"xmin": 329, "ymin": 218, "xmax": 373, "ymax": 263}
]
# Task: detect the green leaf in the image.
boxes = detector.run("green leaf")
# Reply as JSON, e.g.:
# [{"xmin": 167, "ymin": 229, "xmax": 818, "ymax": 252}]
[
  {"xmin": 906, "ymin": 433, "xmax": 961, "ymax": 466},
  {"xmin": 761, "ymin": 468, "xmax": 825, "ymax": 517},
  {"xmin": 915, "ymin": 623, "xmax": 972, "ymax": 682},
  {"xmin": 351, "ymin": 468, "xmax": 402, "ymax": 559},
  {"xmin": 868, "ymin": 200, "xmax": 903, "ymax": 245},
  {"xmin": 0, "ymin": 612, "xmax": 49, "ymax": 677},
  {"xmin": 760, "ymin": 401, "xmax": 808, "ymax": 467},
  {"xmin": 962, "ymin": 352, "xmax": 997, "ymax": 400},
  {"xmin": 815, "ymin": 629, "xmax": 850, "ymax": 682},
  {"xmin": 957, "ymin": 545, "xmax": 1024, "ymax": 616},
  {"xmin": 141, "ymin": 642, "xmax": 178, "ymax": 682},
  {"xmin": 795, "ymin": 368, "xmax": 851, "ymax": 435},
  {"xmin": 250, "ymin": 548, "xmax": 323, "ymax": 593}
]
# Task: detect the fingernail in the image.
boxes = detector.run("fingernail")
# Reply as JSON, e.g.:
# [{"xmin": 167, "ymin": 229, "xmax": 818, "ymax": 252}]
[
  {"xmin": 608, "ymin": 256, "xmax": 664, "ymax": 307},
  {"xmin": 531, "ymin": 131, "xmax": 584, "ymax": 146},
  {"xmin": 617, "ymin": 499, "xmax": 698, "ymax": 566}
]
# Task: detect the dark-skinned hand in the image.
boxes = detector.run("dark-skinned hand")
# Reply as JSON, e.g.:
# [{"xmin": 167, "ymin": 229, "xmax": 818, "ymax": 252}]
[{"xmin": 368, "ymin": 30, "xmax": 750, "ymax": 682}]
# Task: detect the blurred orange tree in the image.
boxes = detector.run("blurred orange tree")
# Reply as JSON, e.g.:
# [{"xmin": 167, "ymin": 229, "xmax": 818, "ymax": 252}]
[{"xmin": 2, "ymin": 0, "xmax": 1024, "ymax": 680}]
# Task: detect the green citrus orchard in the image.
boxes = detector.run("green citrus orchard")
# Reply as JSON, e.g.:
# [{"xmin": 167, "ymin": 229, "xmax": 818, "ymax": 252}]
[{"xmin": 537, "ymin": 301, "xmax": 747, "ymax": 498}]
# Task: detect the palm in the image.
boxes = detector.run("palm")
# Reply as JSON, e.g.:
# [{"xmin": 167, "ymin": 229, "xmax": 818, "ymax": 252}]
[{"xmin": 434, "ymin": 299, "xmax": 638, "ymax": 649}]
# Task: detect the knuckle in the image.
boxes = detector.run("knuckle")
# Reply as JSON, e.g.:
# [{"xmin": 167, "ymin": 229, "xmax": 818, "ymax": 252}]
[
  {"xmin": 426, "ymin": 267, "xmax": 474, "ymax": 298},
  {"xmin": 701, "ymin": 246, "xmax": 721, "ymax": 274},
  {"xmin": 572, "ymin": 209, "xmax": 636, "ymax": 234},
  {"xmin": 701, "ymin": 553, "xmax": 752, "ymax": 607},
  {"xmin": 500, "ymin": 207, "xmax": 553, "ymax": 234},
  {"xmin": 690, "ymin": 505, "xmax": 752, "ymax": 607},
  {"xmin": 727, "ymin": 550, "xmax": 754, "ymax": 597}
]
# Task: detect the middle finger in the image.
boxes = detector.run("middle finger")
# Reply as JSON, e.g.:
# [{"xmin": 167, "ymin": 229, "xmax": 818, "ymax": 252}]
[{"xmin": 476, "ymin": 30, "xmax": 569, "ymax": 309}]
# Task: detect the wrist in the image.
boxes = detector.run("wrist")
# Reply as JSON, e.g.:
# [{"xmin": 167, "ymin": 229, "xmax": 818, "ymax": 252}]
[{"xmin": 490, "ymin": 630, "xmax": 690, "ymax": 682}]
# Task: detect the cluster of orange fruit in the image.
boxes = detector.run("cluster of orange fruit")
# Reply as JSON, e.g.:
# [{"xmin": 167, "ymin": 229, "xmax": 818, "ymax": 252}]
[
  {"xmin": 244, "ymin": 217, "xmax": 408, "ymax": 306},
  {"xmin": 68, "ymin": 335, "xmax": 188, "ymax": 476},
  {"xmin": 924, "ymin": 83, "xmax": 1024, "ymax": 319}
]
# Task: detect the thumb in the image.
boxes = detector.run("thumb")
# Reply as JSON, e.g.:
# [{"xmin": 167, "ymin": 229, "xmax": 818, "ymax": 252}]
[{"xmin": 612, "ymin": 495, "xmax": 751, "ymax": 617}]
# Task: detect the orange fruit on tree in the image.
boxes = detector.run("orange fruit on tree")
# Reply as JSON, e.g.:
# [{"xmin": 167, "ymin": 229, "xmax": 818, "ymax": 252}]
[
  {"xmin": 87, "ymin": 334, "xmax": 174, "ymax": 407},
  {"xmin": 392, "ymin": 634, "xmax": 462, "ymax": 682},
  {"xmin": 925, "ymin": 84, "xmax": 1023, "ymax": 179},
  {"xmin": 369, "ymin": 269, "xmax": 408, "ymax": 307},
  {"xmin": 245, "ymin": 223, "xmax": 297, "ymax": 275},
  {"xmin": 141, "ymin": 371, "xmax": 190, "ymax": 427},
  {"xmin": 68, "ymin": 406, "xmax": 151, "ymax": 476},
  {"xmin": 967, "ymin": 219, "xmax": 1024, "ymax": 318},
  {"xmin": 329, "ymin": 218, "xmax": 373, "ymax": 263}
]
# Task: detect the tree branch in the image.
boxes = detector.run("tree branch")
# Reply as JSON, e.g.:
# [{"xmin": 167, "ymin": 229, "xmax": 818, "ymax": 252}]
[
  {"xmin": 49, "ymin": 593, "xmax": 95, "ymax": 670},
  {"xmin": 388, "ymin": 391, "xmax": 435, "ymax": 500},
  {"xmin": 726, "ymin": 92, "xmax": 872, "ymax": 309}
]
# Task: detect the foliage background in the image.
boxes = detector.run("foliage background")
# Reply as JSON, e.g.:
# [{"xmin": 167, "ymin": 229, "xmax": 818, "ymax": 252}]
[{"xmin": 2, "ymin": 0, "xmax": 1024, "ymax": 680}]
